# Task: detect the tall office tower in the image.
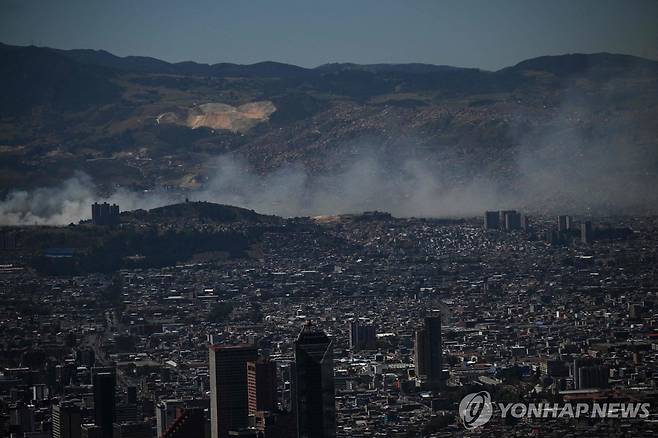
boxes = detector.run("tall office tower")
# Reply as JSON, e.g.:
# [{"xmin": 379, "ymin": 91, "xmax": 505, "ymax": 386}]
[
  {"xmin": 116, "ymin": 401, "xmax": 138, "ymax": 424},
  {"xmin": 81, "ymin": 424, "xmax": 103, "ymax": 438},
  {"xmin": 279, "ymin": 362, "xmax": 295, "ymax": 413},
  {"xmin": 32, "ymin": 384, "xmax": 48, "ymax": 402},
  {"xmin": 247, "ymin": 358, "xmax": 278, "ymax": 417},
  {"xmin": 503, "ymin": 210, "xmax": 522, "ymax": 230},
  {"xmin": 0, "ymin": 229, "xmax": 17, "ymax": 250},
  {"xmin": 349, "ymin": 321, "xmax": 377, "ymax": 351},
  {"xmin": 9, "ymin": 402, "xmax": 35, "ymax": 435},
  {"xmin": 156, "ymin": 400, "xmax": 185, "ymax": 437},
  {"xmin": 545, "ymin": 229, "xmax": 559, "ymax": 245},
  {"xmin": 414, "ymin": 313, "xmax": 442, "ymax": 384},
  {"xmin": 91, "ymin": 202, "xmax": 120, "ymax": 226},
  {"xmin": 92, "ymin": 371, "xmax": 116, "ymax": 438},
  {"xmin": 52, "ymin": 401, "xmax": 82, "ymax": 438},
  {"xmin": 521, "ymin": 214, "xmax": 530, "ymax": 231},
  {"xmin": 484, "ymin": 211, "xmax": 500, "ymax": 229},
  {"xmin": 581, "ymin": 221, "xmax": 593, "ymax": 244},
  {"xmin": 573, "ymin": 357, "xmax": 598, "ymax": 389},
  {"xmin": 209, "ymin": 344, "xmax": 258, "ymax": 438},
  {"xmin": 542, "ymin": 360, "xmax": 569, "ymax": 378},
  {"xmin": 578, "ymin": 365, "xmax": 610, "ymax": 389},
  {"xmin": 629, "ymin": 303, "xmax": 645, "ymax": 320},
  {"xmin": 112, "ymin": 421, "xmax": 151, "ymax": 438},
  {"xmin": 91, "ymin": 203, "xmax": 101, "ymax": 224},
  {"xmin": 294, "ymin": 323, "xmax": 335, "ymax": 438},
  {"xmin": 162, "ymin": 407, "xmax": 206, "ymax": 438},
  {"xmin": 254, "ymin": 411, "xmax": 296, "ymax": 438},
  {"xmin": 499, "ymin": 210, "xmax": 513, "ymax": 229},
  {"xmin": 76, "ymin": 349, "xmax": 96, "ymax": 367},
  {"xmin": 565, "ymin": 215, "xmax": 573, "ymax": 230},
  {"xmin": 557, "ymin": 215, "xmax": 571, "ymax": 233}
]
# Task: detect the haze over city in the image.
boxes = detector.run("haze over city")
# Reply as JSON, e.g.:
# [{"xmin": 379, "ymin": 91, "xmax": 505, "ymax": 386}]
[{"xmin": 1, "ymin": 1, "xmax": 658, "ymax": 438}]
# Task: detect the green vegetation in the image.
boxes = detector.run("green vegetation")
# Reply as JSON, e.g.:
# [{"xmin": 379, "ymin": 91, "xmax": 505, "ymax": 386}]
[
  {"xmin": 100, "ymin": 275, "xmax": 124, "ymax": 307},
  {"xmin": 207, "ymin": 302, "xmax": 234, "ymax": 323},
  {"xmin": 23, "ymin": 203, "xmax": 273, "ymax": 274}
]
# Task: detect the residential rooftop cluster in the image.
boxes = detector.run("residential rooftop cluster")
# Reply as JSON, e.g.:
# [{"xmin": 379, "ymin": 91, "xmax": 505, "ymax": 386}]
[{"xmin": 0, "ymin": 211, "xmax": 657, "ymax": 437}]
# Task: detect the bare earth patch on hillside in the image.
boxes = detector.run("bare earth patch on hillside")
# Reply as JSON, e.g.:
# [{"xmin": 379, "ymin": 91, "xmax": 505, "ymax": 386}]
[{"xmin": 156, "ymin": 101, "xmax": 276, "ymax": 133}]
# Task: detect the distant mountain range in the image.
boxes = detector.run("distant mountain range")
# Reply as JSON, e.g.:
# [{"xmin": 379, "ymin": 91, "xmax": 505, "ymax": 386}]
[
  {"xmin": 2, "ymin": 42, "xmax": 655, "ymax": 115},
  {"xmin": 32, "ymin": 43, "xmax": 658, "ymax": 77},
  {"xmin": 0, "ymin": 42, "xmax": 657, "ymax": 215}
]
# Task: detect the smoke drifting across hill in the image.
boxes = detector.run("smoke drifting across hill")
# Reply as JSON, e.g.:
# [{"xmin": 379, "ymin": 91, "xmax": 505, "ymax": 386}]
[
  {"xmin": 0, "ymin": 173, "xmax": 177, "ymax": 225},
  {"xmin": 513, "ymin": 75, "xmax": 658, "ymax": 215},
  {"xmin": 1, "ymin": 133, "xmax": 657, "ymax": 226},
  {"xmin": 2, "ymin": 68, "xmax": 658, "ymax": 225},
  {"xmin": 0, "ymin": 152, "xmax": 501, "ymax": 225}
]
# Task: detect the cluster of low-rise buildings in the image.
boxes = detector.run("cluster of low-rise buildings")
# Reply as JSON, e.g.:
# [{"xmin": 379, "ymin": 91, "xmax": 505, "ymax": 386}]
[{"xmin": 0, "ymin": 211, "xmax": 657, "ymax": 437}]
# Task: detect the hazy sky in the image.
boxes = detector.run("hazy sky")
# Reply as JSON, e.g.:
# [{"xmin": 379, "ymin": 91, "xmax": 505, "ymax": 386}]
[{"xmin": 1, "ymin": 0, "xmax": 657, "ymax": 69}]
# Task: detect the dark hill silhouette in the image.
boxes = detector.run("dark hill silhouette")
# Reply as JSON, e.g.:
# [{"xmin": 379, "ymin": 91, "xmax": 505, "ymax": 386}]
[
  {"xmin": 142, "ymin": 201, "xmax": 277, "ymax": 223},
  {"xmin": 504, "ymin": 52, "xmax": 658, "ymax": 77},
  {"xmin": 0, "ymin": 43, "xmax": 120, "ymax": 115}
]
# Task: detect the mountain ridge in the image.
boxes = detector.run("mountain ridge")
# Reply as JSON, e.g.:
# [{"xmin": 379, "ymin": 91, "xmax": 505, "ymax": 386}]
[
  {"xmin": 4, "ymin": 42, "xmax": 656, "ymax": 77},
  {"xmin": 0, "ymin": 42, "xmax": 656, "ymax": 217}
]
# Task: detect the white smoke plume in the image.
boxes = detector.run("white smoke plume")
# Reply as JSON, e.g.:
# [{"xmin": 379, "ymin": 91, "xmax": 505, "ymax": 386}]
[
  {"xmin": 0, "ymin": 139, "xmax": 656, "ymax": 226},
  {"xmin": 1, "ymin": 68, "xmax": 657, "ymax": 225},
  {"xmin": 198, "ymin": 153, "xmax": 504, "ymax": 218},
  {"xmin": 0, "ymin": 172, "xmax": 178, "ymax": 225},
  {"xmin": 0, "ymin": 152, "xmax": 508, "ymax": 225}
]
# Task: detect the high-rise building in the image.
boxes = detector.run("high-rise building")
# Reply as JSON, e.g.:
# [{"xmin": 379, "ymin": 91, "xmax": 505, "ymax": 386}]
[
  {"xmin": 414, "ymin": 313, "xmax": 442, "ymax": 385},
  {"xmin": 52, "ymin": 401, "xmax": 81, "ymax": 438},
  {"xmin": 294, "ymin": 323, "xmax": 335, "ymax": 438},
  {"xmin": 156, "ymin": 400, "xmax": 185, "ymax": 437},
  {"xmin": 581, "ymin": 221, "xmax": 593, "ymax": 244},
  {"xmin": 573, "ymin": 357, "xmax": 600, "ymax": 389},
  {"xmin": 92, "ymin": 371, "xmax": 116, "ymax": 438},
  {"xmin": 91, "ymin": 202, "xmax": 120, "ymax": 226},
  {"xmin": 253, "ymin": 411, "xmax": 296, "ymax": 438},
  {"xmin": 629, "ymin": 303, "xmax": 645, "ymax": 320},
  {"xmin": 81, "ymin": 424, "xmax": 103, "ymax": 438},
  {"xmin": 9, "ymin": 402, "xmax": 35, "ymax": 434},
  {"xmin": 278, "ymin": 362, "xmax": 295, "ymax": 413},
  {"xmin": 521, "ymin": 214, "xmax": 530, "ymax": 231},
  {"xmin": 116, "ymin": 402, "xmax": 138, "ymax": 424},
  {"xmin": 557, "ymin": 215, "xmax": 571, "ymax": 233},
  {"xmin": 247, "ymin": 358, "xmax": 278, "ymax": 417},
  {"xmin": 162, "ymin": 407, "xmax": 206, "ymax": 438},
  {"xmin": 541, "ymin": 360, "xmax": 569, "ymax": 378},
  {"xmin": 112, "ymin": 421, "xmax": 151, "ymax": 438},
  {"xmin": 349, "ymin": 321, "xmax": 377, "ymax": 351},
  {"xmin": 502, "ymin": 210, "xmax": 522, "ymax": 230},
  {"xmin": 32, "ymin": 384, "xmax": 48, "ymax": 402},
  {"xmin": 0, "ymin": 230, "xmax": 17, "ymax": 250},
  {"xmin": 578, "ymin": 365, "xmax": 610, "ymax": 389},
  {"xmin": 484, "ymin": 211, "xmax": 500, "ymax": 229},
  {"xmin": 209, "ymin": 344, "xmax": 258, "ymax": 438},
  {"xmin": 545, "ymin": 229, "xmax": 559, "ymax": 245},
  {"xmin": 76, "ymin": 349, "xmax": 96, "ymax": 367}
]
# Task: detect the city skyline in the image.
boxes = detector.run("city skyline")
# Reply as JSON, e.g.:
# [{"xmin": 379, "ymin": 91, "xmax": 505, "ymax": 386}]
[{"xmin": 1, "ymin": 1, "xmax": 656, "ymax": 437}]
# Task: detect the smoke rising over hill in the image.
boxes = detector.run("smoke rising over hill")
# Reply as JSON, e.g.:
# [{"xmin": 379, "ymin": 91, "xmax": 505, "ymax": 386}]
[
  {"xmin": 2, "ymin": 89, "xmax": 658, "ymax": 225},
  {"xmin": 1, "ymin": 130, "xmax": 657, "ymax": 225},
  {"xmin": 0, "ymin": 152, "xmax": 502, "ymax": 225},
  {"xmin": 1, "ymin": 46, "xmax": 657, "ymax": 225}
]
